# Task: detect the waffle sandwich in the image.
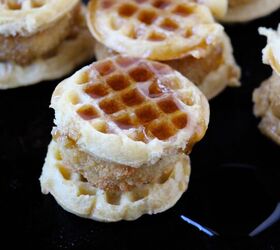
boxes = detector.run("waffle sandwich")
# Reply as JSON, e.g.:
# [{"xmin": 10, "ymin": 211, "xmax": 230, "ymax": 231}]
[
  {"xmin": 222, "ymin": 0, "xmax": 280, "ymax": 22},
  {"xmin": 0, "ymin": 0, "xmax": 95, "ymax": 89},
  {"xmin": 87, "ymin": 0, "xmax": 240, "ymax": 99},
  {"xmin": 40, "ymin": 56, "xmax": 210, "ymax": 221},
  {"xmin": 253, "ymin": 26, "xmax": 280, "ymax": 145},
  {"xmin": 40, "ymin": 141, "xmax": 191, "ymax": 222}
]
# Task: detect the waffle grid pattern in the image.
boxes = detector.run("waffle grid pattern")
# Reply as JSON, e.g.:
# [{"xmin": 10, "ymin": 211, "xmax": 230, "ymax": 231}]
[
  {"xmin": 72, "ymin": 57, "xmax": 192, "ymax": 143},
  {"xmin": 97, "ymin": 0, "xmax": 214, "ymax": 43}
]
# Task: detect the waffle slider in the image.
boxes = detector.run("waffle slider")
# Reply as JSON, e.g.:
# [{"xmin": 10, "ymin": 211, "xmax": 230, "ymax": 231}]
[
  {"xmin": 87, "ymin": 0, "xmax": 240, "ymax": 99},
  {"xmin": 0, "ymin": 0, "xmax": 95, "ymax": 88},
  {"xmin": 40, "ymin": 56, "xmax": 209, "ymax": 221}
]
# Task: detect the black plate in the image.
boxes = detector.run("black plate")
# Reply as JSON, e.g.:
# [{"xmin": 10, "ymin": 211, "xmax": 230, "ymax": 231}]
[{"xmin": 1, "ymin": 3, "xmax": 280, "ymax": 250}]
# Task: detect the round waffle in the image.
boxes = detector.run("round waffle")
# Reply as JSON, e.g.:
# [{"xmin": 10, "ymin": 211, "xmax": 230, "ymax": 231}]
[
  {"xmin": 52, "ymin": 56, "xmax": 209, "ymax": 167},
  {"xmin": 222, "ymin": 0, "xmax": 280, "ymax": 22},
  {"xmin": 0, "ymin": 0, "xmax": 79, "ymax": 36},
  {"xmin": 0, "ymin": 4, "xmax": 95, "ymax": 89},
  {"xmin": 0, "ymin": 28, "xmax": 95, "ymax": 89},
  {"xmin": 87, "ymin": 0, "xmax": 223, "ymax": 61},
  {"xmin": 95, "ymin": 32, "xmax": 241, "ymax": 100},
  {"xmin": 259, "ymin": 26, "xmax": 280, "ymax": 76},
  {"xmin": 253, "ymin": 73, "xmax": 280, "ymax": 145},
  {"xmin": 0, "ymin": 3, "xmax": 82, "ymax": 66},
  {"xmin": 40, "ymin": 140, "xmax": 191, "ymax": 222}
]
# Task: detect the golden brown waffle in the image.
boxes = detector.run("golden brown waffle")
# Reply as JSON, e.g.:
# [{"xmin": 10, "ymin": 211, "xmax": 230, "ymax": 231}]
[
  {"xmin": 87, "ymin": 0, "xmax": 223, "ymax": 61},
  {"xmin": 221, "ymin": 0, "xmax": 280, "ymax": 22},
  {"xmin": 0, "ymin": 4, "xmax": 82, "ymax": 66},
  {"xmin": 259, "ymin": 26, "xmax": 280, "ymax": 76},
  {"xmin": 40, "ymin": 140, "xmax": 191, "ymax": 222},
  {"xmin": 0, "ymin": 0, "xmax": 79, "ymax": 36},
  {"xmin": 0, "ymin": 3, "xmax": 95, "ymax": 88},
  {"xmin": 0, "ymin": 28, "xmax": 95, "ymax": 89},
  {"xmin": 253, "ymin": 73, "xmax": 280, "ymax": 145},
  {"xmin": 52, "ymin": 56, "xmax": 209, "ymax": 167}
]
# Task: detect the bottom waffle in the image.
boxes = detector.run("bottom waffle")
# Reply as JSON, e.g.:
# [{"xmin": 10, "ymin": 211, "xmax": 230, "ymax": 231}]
[
  {"xmin": 0, "ymin": 29, "xmax": 95, "ymax": 89},
  {"xmin": 221, "ymin": 0, "xmax": 280, "ymax": 22},
  {"xmin": 94, "ymin": 33, "xmax": 240, "ymax": 100},
  {"xmin": 40, "ymin": 141, "xmax": 191, "ymax": 222},
  {"xmin": 253, "ymin": 73, "xmax": 280, "ymax": 145}
]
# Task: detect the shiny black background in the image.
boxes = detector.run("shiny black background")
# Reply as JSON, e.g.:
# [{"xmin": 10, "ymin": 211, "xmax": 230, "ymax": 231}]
[{"xmin": 1, "ymin": 2, "xmax": 280, "ymax": 249}]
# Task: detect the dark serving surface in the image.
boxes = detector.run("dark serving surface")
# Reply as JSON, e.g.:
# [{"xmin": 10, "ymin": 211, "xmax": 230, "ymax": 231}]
[{"xmin": 1, "ymin": 3, "xmax": 280, "ymax": 250}]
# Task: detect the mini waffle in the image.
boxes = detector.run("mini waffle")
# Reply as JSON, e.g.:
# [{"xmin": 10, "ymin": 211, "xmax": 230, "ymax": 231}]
[
  {"xmin": 95, "ymin": 32, "xmax": 241, "ymax": 100},
  {"xmin": 0, "ymin": 28, "xmax": 95, "ymax": 89},
  {"xmin": 0, "ymin": 1, "xmax": 95, "ymax": 88},
  {"xmin": 0, "ymin": 0, "xmax": 78, "ymax": 36},
  {"xmin": 253, "ymin": 73, "xmax": 280, "ymax": 145},
  {"xmin": 40, "ymin": 140, "xmax": 191, "ymax": 222},
  {"xmin": 259, "ymin": 26, "xmax": 280, "ymax": 76},
  {"xmin": 222, "ymin": 0, "xmax": 280, "ymax": 22},
  {"xmin": 52, "ymin": 56, "xmax": 209, "ymax": 167},
  {"xmin": 87, "ymin": 0, "xmax": 223, "ymax": 61}
]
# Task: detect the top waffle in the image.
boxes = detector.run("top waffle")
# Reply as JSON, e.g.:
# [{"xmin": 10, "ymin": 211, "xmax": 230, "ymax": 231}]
[
  {"xmin": 259, "ymin": 25, "xmax": 280, "ymax": 75},
  {"xmin": 87, "ymin": 0, "xmax": 223, "ymax": 61},
  {"xmin": 52, "ymin": 56, "xmax": 209, "ymax": 167},
  {"xmin": 0, "ymin": 0, "xmax": 79, "ymax": 36}
]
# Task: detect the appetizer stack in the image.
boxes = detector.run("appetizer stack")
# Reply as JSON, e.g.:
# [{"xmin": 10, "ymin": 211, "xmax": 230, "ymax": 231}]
[
  {"xmin": 253, "ymin": 26, "xmax": 280, "ymax": 145},
  {"xmin": 0, "ymin": 0, "xmax": 95, "ymax": 88},
  {"xmin": 40, "ymin": 56, "xmax": 209, "ymax": 221},
  {"xmin": 9, "ymin": 0, "xmax": 273, "ymax": 221},
  {"xmin": 88, "ymin": 0, "xmax": 240, "ymax": 99}
]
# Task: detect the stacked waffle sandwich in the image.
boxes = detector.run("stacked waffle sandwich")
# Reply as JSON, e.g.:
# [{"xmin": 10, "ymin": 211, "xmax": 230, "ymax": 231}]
[
  {"xmin": 87, "ymin": 0, "xmax": 241, "ymax": 100},
  {"xmin": 0, "ymin": 0, "xmax": 95, "ymax": 89},
  {"xmin": 40, "ymin": 56, "xmax": 210, "ymax": 221},
  {"xmin": 253, "ymin": 25, "xmax": 280, "ymax": 145}
]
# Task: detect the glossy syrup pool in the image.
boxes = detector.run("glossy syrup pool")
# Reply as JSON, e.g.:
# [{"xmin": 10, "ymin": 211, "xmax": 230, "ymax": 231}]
[
  {"xmin": 77, "ymin": 58, "xmax": 189, "ymax": 142},
  {"xmin": 1, "ymin": 2, "xmax": 280, "ymax": 250}
]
